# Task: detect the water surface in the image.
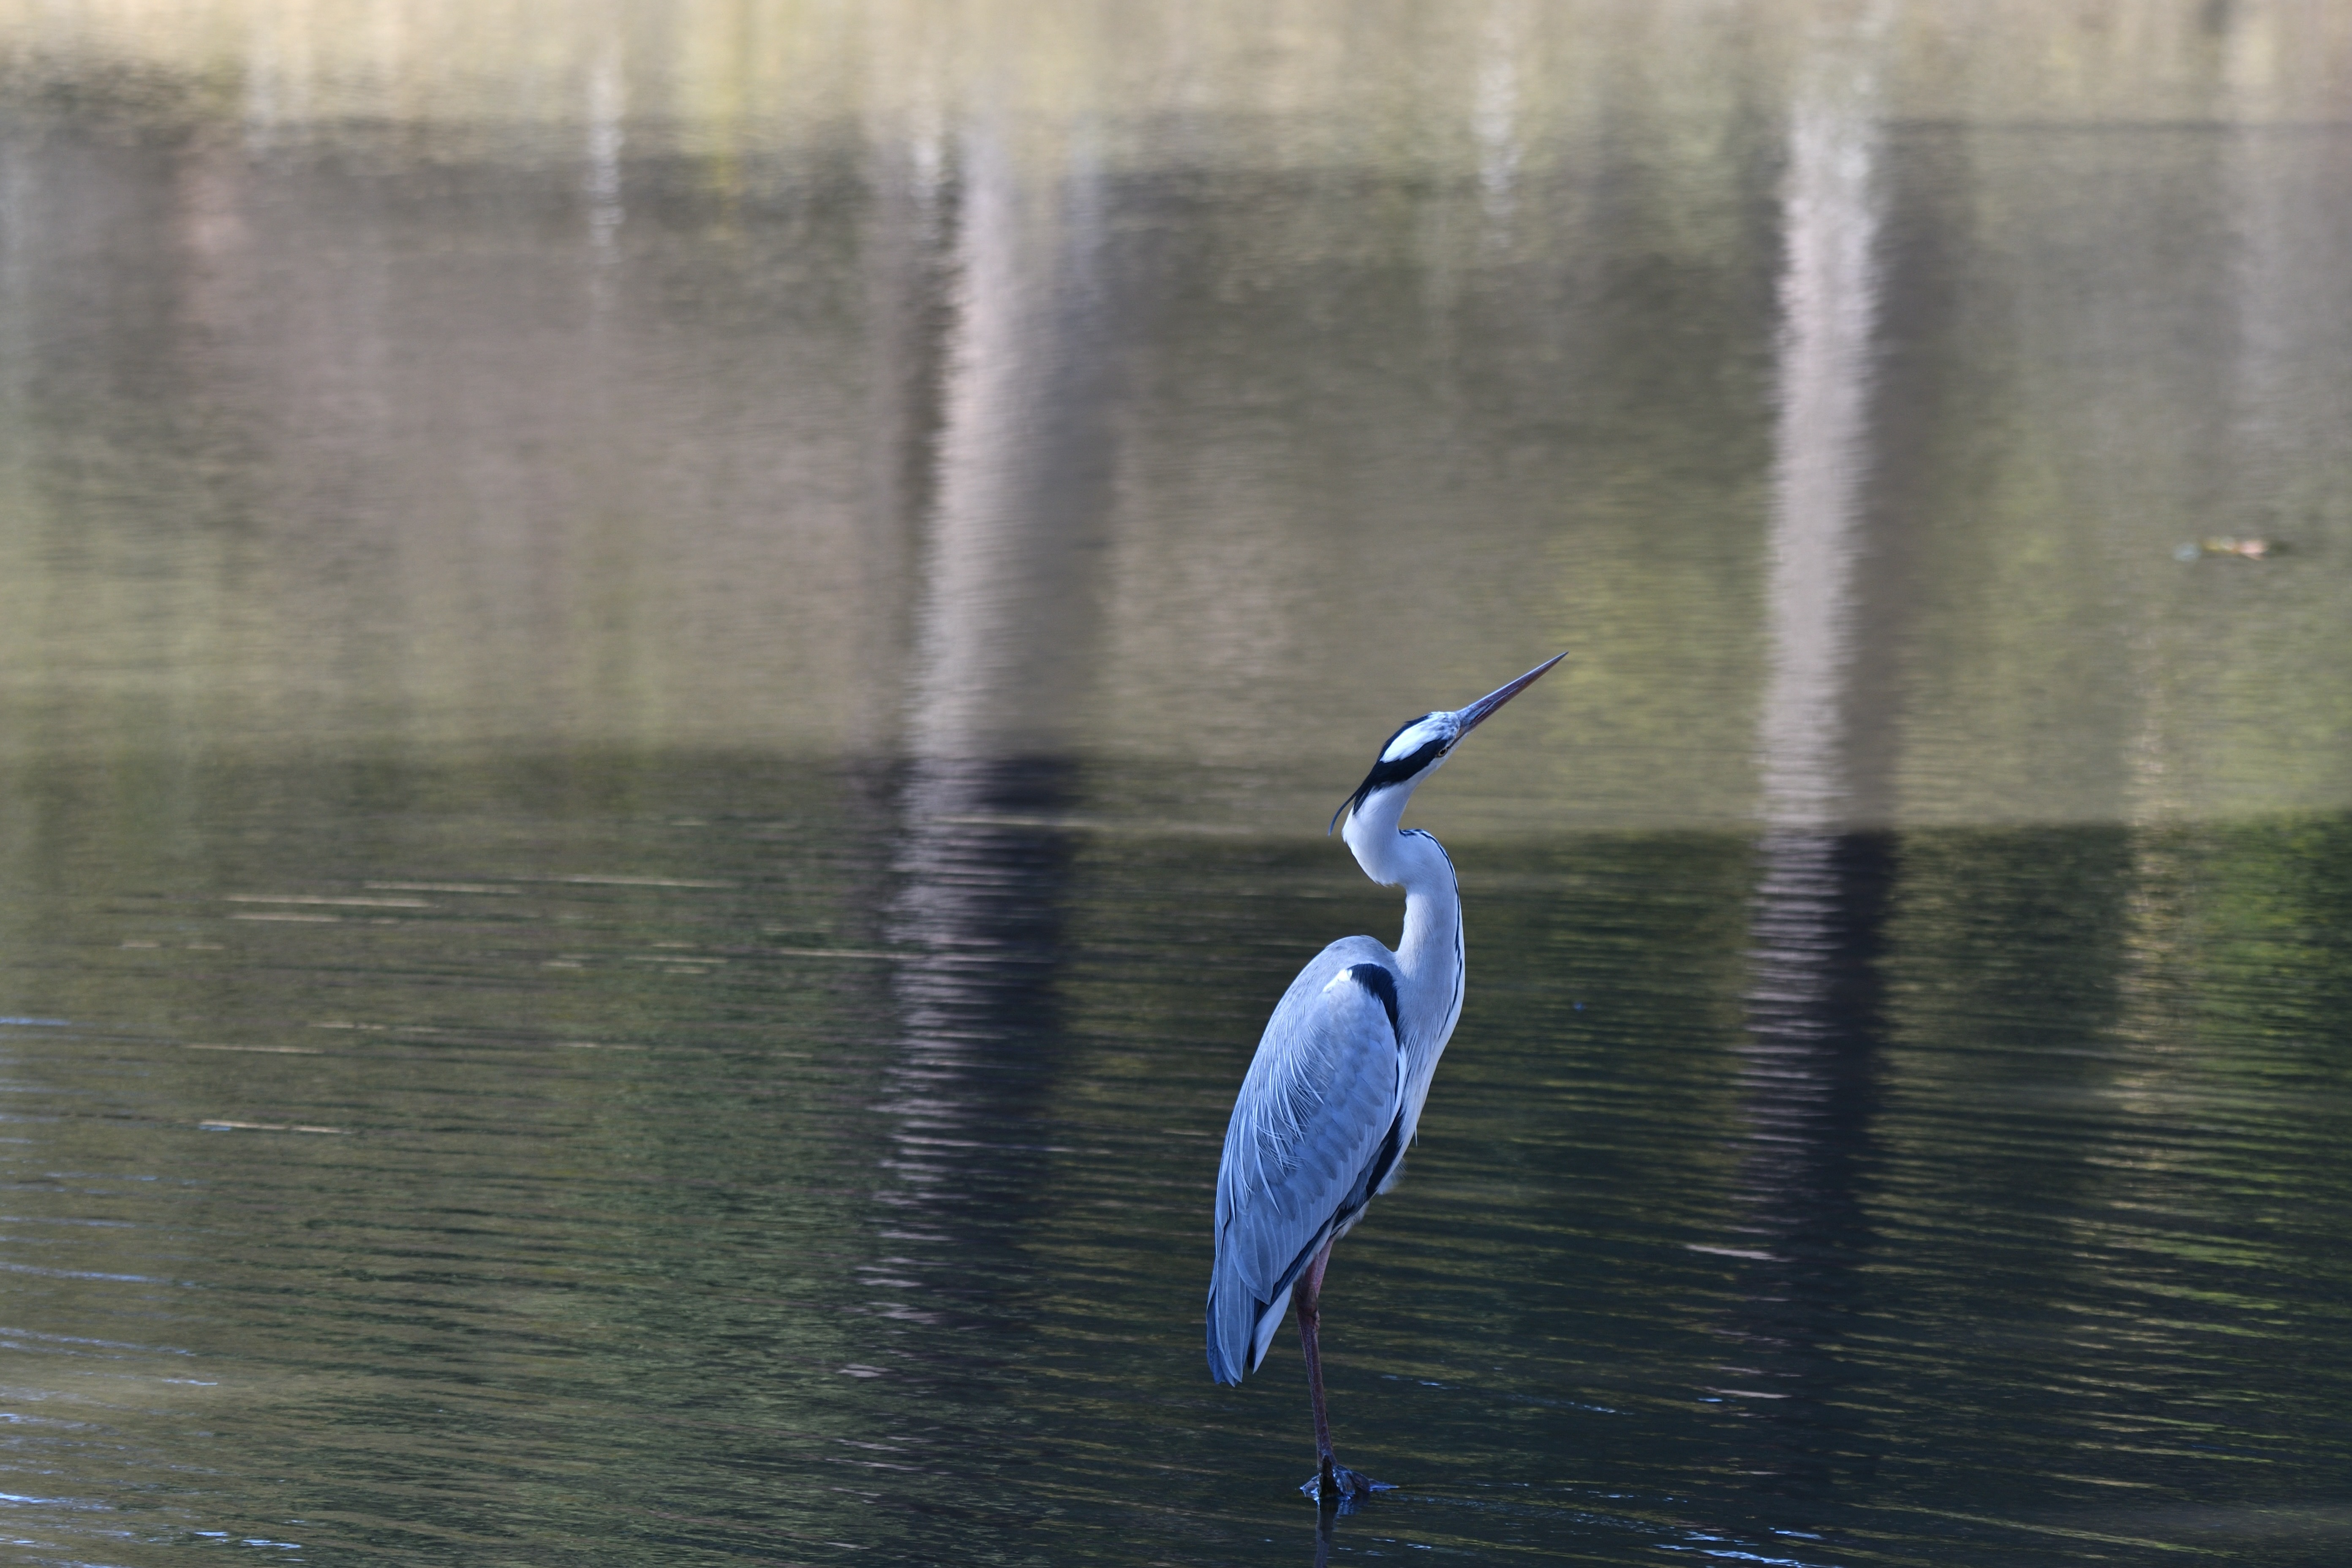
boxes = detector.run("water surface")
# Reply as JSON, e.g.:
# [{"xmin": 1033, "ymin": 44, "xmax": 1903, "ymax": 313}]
[{"xmin": 3, "ymin": 4, "xmax": 2351, "ymax": 1564}]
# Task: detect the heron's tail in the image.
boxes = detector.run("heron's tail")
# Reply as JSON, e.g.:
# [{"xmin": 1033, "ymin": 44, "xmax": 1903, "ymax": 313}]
[{"xmin": 1205, "ymin": 1273, "xmax": 1294, "ymax": 1385}]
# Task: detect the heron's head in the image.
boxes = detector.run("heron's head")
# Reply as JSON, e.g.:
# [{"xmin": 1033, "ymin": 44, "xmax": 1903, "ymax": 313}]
[{"xmin": 1329, "ymin": 651, "xmax": 1566, "ymax": 833}]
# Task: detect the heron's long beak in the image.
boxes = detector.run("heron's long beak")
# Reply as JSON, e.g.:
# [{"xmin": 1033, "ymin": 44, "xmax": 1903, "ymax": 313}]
[
  {"xmin": 1328, "ymin": 650, "xmax": 1568, "ymax": 836},
  {"xmin": 1452, "ymin": 650, "xmax": 1567, "ymax": 736}
]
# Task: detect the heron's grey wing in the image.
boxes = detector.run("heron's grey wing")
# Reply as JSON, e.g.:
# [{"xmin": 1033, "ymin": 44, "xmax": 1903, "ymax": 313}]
[{"xmin": 1206, "ymin": 963, "xmax": 1405, "ymax": 1384}]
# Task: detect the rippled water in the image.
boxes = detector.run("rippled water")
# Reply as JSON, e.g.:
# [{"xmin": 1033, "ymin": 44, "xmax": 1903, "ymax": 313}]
[
  {"xmin": 4, "ymin": 4, "xmax": 2352, "ymax": 1565},
  {"xmin": 7, "ymin": 759, "xmax": 2349, "ymax": 1565}
]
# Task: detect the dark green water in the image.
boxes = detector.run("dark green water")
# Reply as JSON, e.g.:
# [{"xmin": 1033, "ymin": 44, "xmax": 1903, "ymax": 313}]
[
  {"xmin": 5, "ymin": 4, "xmax": 2352, "ymax": 1563},
  {"xmin": 5, "ymin": 754, "xmax": 2349, "ymax": 1564}
]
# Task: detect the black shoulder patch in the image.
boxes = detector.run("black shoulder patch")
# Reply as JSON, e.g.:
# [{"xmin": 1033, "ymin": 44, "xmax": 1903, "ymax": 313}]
[{"xmin": 1344, "ymin": 963, "xmax": 1401, "ymax": 1040}]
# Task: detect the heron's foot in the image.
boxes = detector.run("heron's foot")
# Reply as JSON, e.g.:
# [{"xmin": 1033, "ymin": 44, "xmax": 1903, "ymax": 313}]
[{"xmin": 1299, "ymin": 1465, "xmax": 1394, "ymax": 1509}]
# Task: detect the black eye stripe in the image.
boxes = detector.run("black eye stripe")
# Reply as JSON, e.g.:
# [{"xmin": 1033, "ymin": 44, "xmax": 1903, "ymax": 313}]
[
  {"xmin": 1359, "ymin": 738, "xmax": 1445, "ymax": 793},
  {"xmin": 1329, "ymin": 713, "xmax": 1456, "ymax": 832},
  {"xmin": 1342, "ymin": 735, "xmax": 1448, "ymax": 819}
]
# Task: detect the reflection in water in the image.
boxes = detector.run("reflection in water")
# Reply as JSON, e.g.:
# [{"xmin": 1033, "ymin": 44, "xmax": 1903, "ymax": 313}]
[
  {"xmin": 877, "ymin": 113, "xmax": 1117, "ymax": 1328},
  {"xmin": 1723, "ymin": 829, "xmax": 1890, "ymax": 1508},
  {"xmin": 1718, "ymin": 18, "xmax": 1889, "ymax": 1522},
  {"xmin": 1755, "ymin": 27, "xmax": 1881, "ymax": 836},
  {"xmin": 4, "ymin": 7, "xmax": 2352, "ymax": 1565},
  {"xmin": 585, "ymin": 44, "xmax": 626, "ymax": 266},
  {"xmin": 903, "ymin": 122, "xmax": 1114, "ymax": 765},
  {"xmin": 1471, "ymin": 0, "xmax": 1527, "ymax": 234},
  {"xmin": 878, "ymin": 757, "xmax": 1081, "ymax": 1314}
]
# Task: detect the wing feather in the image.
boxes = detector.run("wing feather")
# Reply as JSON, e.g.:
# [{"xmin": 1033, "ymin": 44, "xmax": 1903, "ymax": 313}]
[{"xmin": 1206, "ymin": 954, "xmax": 1406, "ymax": 1383}]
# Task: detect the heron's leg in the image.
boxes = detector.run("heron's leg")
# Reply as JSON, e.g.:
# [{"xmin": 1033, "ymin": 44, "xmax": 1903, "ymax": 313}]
[
  {"xmin": 1294, "ymin": 1241, "xmax": 1390, "ymax": 1506},
  {"xmin": 1295, "ymin": 1241, "xmax": 1338, "ymax": 1490}
]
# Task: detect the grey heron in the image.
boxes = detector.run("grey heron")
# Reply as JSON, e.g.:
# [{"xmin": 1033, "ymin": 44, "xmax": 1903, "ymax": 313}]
[{"xmin": 1206, "ymin": 651, "xmax": 1567, "ymax": 1504}]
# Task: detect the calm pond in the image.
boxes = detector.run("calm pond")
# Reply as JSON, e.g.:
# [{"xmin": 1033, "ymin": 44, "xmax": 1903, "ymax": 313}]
[{"xmin": 3, "ymin": 5, "xmax": 2349, "ymax": 1565}]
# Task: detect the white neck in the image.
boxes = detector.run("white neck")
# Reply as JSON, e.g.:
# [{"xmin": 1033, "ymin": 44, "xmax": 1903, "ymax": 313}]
[{"xmin": 1339, "ymin": 780, "xmax": 1466, "ymax": 1131}]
